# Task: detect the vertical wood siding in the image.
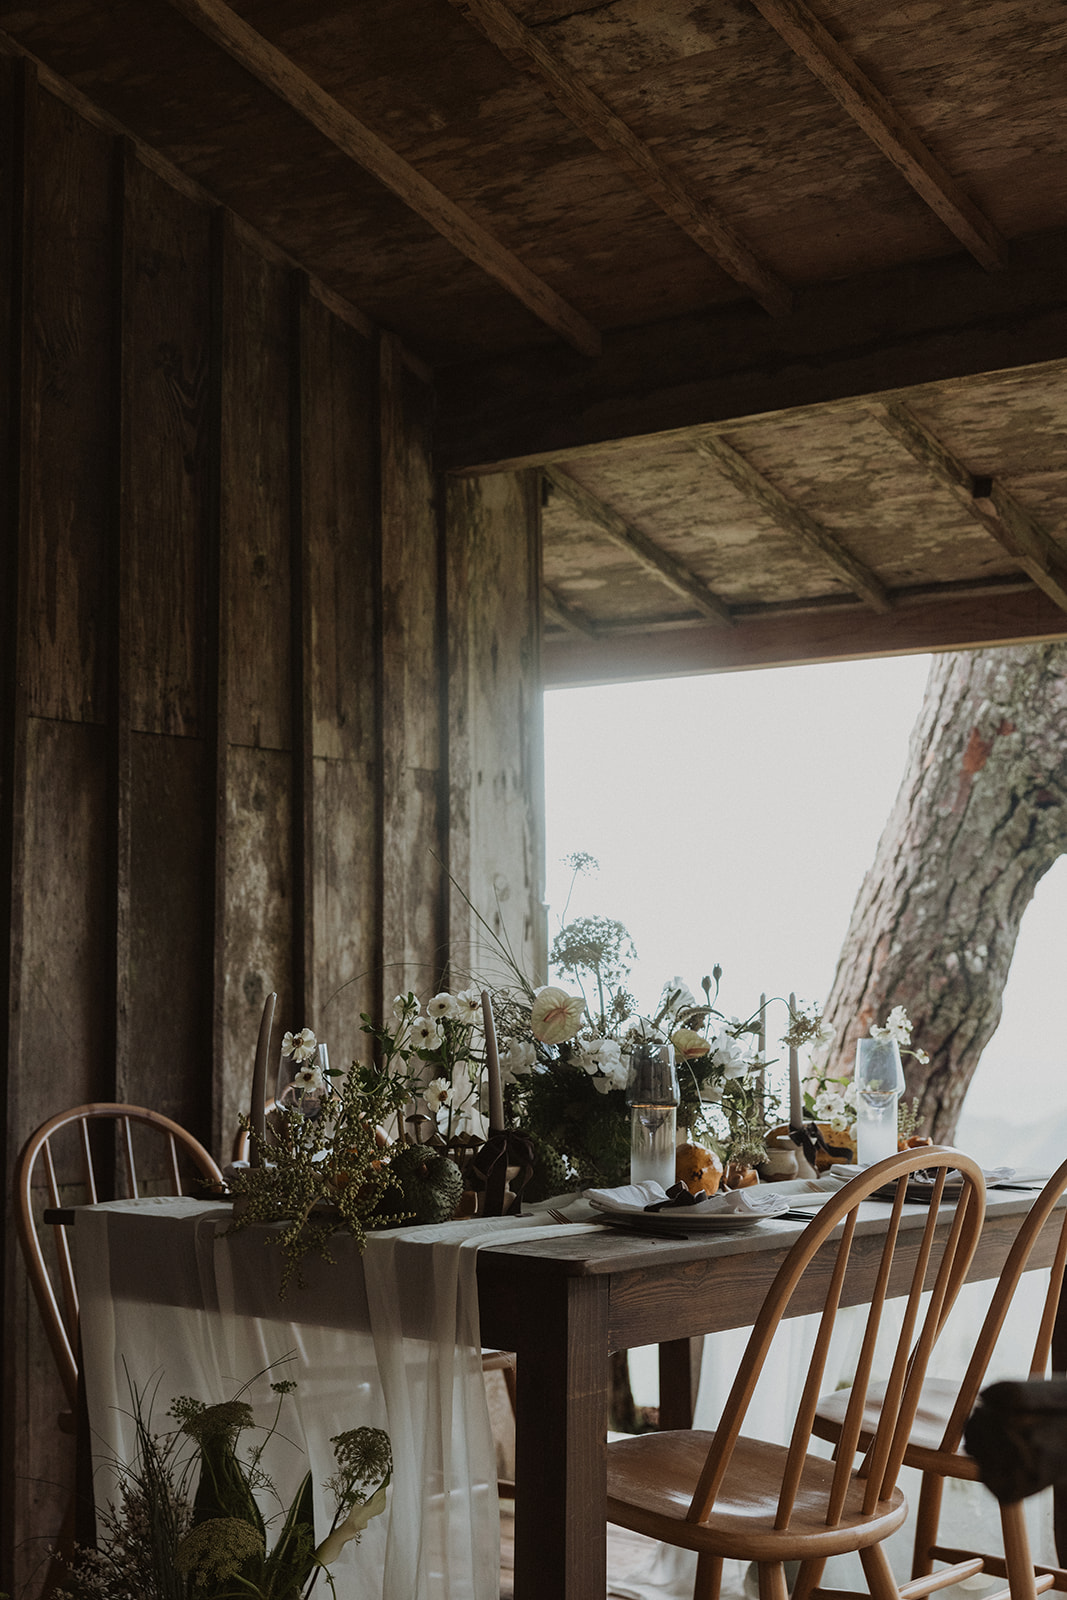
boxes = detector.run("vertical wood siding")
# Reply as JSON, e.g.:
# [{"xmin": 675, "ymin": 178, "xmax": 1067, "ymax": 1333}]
[{"xmin": 0, "ymin": 56, "xmax": 544, "ymax": 1595}]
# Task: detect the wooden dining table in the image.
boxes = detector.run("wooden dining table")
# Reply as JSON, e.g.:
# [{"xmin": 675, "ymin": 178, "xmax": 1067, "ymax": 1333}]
[
  {"xmin": 72, "ymin": 1185, "xmax": 1066, "ymax": 1600},
  {"xmin": 474, "ymin": 1185, "xmax": 1067, "ymax": 1600}
]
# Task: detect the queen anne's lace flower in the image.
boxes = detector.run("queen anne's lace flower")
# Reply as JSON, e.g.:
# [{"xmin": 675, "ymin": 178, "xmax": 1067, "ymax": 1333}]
[{"xmin": 175, "ymin": 1518, "xmax": 264, "ymax": 1581}]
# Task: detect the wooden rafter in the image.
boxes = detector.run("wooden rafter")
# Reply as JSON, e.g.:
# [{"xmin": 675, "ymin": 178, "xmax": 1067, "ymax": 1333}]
[
  {"xmin": 874, "ymin": 403, "xmax": 1067, "ymax": 617},
  {"xmin": 748, "ymin": 0, "xmax": 1005, "ymax": 271},
  {"xmin": 543, "ymin": 584, "xmax": 598, "ymax": 636},
  {"xmin": 163, "ymin": 0, "xmax": 601, "ymax": 356},
  {"xmin": 543, "ymin": 467, "xmax": 735, "ymax": 627},
  {"xmin": 447, "ymin": 0, "xmax": 791, "ymax": 317},
  {"xmin": 690, "ymin": 435, "xmax": 892, "ymax": 613}
]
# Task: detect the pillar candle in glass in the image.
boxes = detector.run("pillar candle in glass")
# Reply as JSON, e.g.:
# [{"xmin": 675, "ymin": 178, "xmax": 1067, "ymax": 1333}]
[
  {"xmin": 854, "ymin": 1035, "xmax": 905, "ymax": 1165},
  {"xmin": 626, "ymin": 1036, "xmax": 680, "ymax": 1190}
]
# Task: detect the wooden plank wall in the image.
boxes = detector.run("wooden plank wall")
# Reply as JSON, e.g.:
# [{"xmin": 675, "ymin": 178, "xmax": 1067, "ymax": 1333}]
[{"xmin": 0, "ymin": 51, "xmax": 545, "ymax": 1596}]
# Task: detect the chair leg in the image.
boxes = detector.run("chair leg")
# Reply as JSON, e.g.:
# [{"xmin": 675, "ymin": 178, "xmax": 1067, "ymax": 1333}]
[
  {"xmin": 754, "ymin": 1563, "xmax": 790, "ymax": 1600},
  {"xmin": 911, "ymin": 1471, "xmax": 945, "ymax": 1578},
  {"xmin": 793, "ymin": 1557, "xmax": 827, "ymax": 1600},
  {"xmin": 861, "ymin": 1539, "xmax": 904, "ymax": 1600},
  {"xmin": 693, "ymin": 1552, "xmax": 723, "ymax": 1600},
  {"xmin": 1002, "ymin": 1499, "xmax": 1041, "ymax": 1600}
]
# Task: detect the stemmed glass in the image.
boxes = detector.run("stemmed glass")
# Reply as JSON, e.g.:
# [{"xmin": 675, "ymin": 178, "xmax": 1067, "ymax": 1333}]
[{"xmin": 854, "ymin": 1035, "xmax": 905, "ymax": 1165}]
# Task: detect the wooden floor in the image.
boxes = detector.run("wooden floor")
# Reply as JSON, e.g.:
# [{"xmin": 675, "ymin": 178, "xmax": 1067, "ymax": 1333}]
[{"xmin": 498, "ymin": 1501, "xmax": 663, "ymax": 1599}]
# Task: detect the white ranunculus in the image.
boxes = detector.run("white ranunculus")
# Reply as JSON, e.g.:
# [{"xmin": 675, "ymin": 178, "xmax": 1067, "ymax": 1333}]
[
  {"xmin": 292, "ymin": 1064, "xmax": 325, "ymax": 1093},
  {"xmin": 454, "ymin": 988, "xmax": 483, "ymax": 1024},
  {"xmin": 410, "ymin": 1016, "xmax": 442, "ymax": 1050},
  {"xmin": 427, "ymin": 992, "xmax": 459, "ymax": 1020},
  {"xmin": 281, "ymin": 1027, "xmax": 317, "ymax": 1063},
  {"xmin": 392, "ymin": 995, "xmax": 409, "ymax": 1020},
  {"xmin": 424, "ymin": 1077, "xmax": 451, "ymax": 1111},
  {"xmin": 709, "ymin": 1029, "xmax": 750, "ymax": 1079}
]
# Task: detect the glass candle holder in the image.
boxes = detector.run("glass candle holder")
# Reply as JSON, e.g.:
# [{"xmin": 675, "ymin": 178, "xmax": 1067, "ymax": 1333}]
[
  {"xmin": 854, "ymin": 1036, "xmax": 905, "ymax": 1166},
  {"xmin": 626, "ymin": 1037, "xmax": 679, "ymax": 1190}
]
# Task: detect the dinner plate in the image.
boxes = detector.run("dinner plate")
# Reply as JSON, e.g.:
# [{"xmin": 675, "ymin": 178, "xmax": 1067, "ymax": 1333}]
[{"xmin": 588, "ymin": 1200, "xmax": 775, "ymax": 1232}]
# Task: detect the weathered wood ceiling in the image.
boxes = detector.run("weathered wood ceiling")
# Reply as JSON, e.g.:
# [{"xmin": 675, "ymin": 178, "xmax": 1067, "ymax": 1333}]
[{"xmin": 4, "ymin": 0, "xmax": 1066, "ymax": 684}]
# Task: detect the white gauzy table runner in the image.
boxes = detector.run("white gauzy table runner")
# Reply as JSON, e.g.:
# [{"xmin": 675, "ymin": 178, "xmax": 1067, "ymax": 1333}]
[{"xmin": 76, "ymin": 1198, "xmax": 593, "ymax": 1600}]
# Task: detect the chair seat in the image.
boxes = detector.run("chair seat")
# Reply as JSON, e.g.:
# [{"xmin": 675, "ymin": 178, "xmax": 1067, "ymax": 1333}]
[
  {"xmin": 607, "ymin": 1430, "xmax": 908, "ymax": 1561},
  {"xmin": 813, "ymin": 1377, "xmax": 982, "ymax": 1481}
]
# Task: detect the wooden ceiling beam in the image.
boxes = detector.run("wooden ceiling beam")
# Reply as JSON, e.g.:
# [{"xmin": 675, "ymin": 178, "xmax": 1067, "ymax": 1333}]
[
  {"xmin": 543, "ymin": 585, "xmax": 598, "ymax": 636},
  {"xmin": 874, "ymin": 402, "xmax": 1067, "ymax": 616},
  {"xmin": 691, "ymin": 434, "xmax": 892, "ymax": 612},
  {"xmin": 543, "ymin": 467, "xmax": 735, "ymax": 627},
  {"xmin": 543, "ymin": 586, "xmax": 1067, "ymax": 689},
  {"xmin": 747, "ymin": 0, "xmax": 1005, "ymax": 271},
  {"xmin": 163, "ymin": 0, "xmax": 601, "ymax": 356},
  {"xmin": 436, "ymin": 229, "xmax": 1067, "ymax": 471},
  {"xmin": 447, "ymin": 0, "xmax": 792, "ymax": 316}
]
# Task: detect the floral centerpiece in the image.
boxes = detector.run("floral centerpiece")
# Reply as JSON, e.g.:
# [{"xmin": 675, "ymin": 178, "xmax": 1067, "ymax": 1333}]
[
  {"xmin": 228, "ymin": 988, "xmax": 490, "ymax": 1288},
  {"xmin": 488, "ymin": 909, "xmax": 780, "ymax": 1195},
  {"xmin": 56, "ymin": 1372, "xmax": 391, "ymax": 1599}
]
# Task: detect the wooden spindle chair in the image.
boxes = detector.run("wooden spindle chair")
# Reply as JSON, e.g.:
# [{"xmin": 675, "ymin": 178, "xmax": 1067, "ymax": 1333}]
[
  {"xmin": 605, "ymin": 1146, "xmax": 986, "ymax": 1600},
  {"xmin": 813, "ymin": 1155, "xmax": 1067, "ymax": 1600}
]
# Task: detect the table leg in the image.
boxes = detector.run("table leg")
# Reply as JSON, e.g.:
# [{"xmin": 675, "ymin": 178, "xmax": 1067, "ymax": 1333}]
[
  {"xmin": 512, "ymin": 1275, "xmax": 610, "ymax": 1600},
  {"xmin": 658, "ymin": 1335, "xmax": 704, "ymax": 1430}
]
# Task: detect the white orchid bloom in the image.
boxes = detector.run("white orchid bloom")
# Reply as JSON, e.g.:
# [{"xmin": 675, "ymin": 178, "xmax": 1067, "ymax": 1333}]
[{"xmin": 315, "ymin": 1482, "xmax": 389, "ymax": 1567}]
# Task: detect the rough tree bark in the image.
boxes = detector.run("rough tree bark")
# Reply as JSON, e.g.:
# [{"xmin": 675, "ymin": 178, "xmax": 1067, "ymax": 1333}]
[{"xmin": 822, "ymin": 643, "xmax": 1067, "ymax": 1141}]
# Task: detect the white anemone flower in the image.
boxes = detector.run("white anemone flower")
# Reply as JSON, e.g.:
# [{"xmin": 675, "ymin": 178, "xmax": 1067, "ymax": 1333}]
[
  {"xmin": 424, "ymin": 1078, "xmax": 452, "ymax": 1111},
  {"xmin": 454, "ymin": 988, "xmax": 483, "ymax": 1025},
  {"xmin": 281, "ymin": 1027, "xmax": 317, "ymax": 1064},
  {"xmin": 427, "ymin": 992, "xmax": 459, "ymax": 1020},
  {"xmin": 292, "ymin": 1064, "xmax": 326, "ymax": 1093},
  {"xmin": 410, "ymin": 1016, "xmax": 442, "ymax": 1050}
]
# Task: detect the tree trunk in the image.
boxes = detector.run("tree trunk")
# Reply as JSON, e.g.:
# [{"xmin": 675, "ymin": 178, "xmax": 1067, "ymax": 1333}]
[{"xmin": 822, "ymin": 644, "xmax": 1067, "ymax": 1141}]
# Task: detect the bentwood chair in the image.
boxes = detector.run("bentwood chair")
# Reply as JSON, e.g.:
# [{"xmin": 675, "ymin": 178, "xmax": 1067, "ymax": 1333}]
[
  {"xmin": 813, "ymin": 1156, "xmax": 1067, "ymax": 1600},
  {"xmin": 605, "ymin": 1146, "xmax": 986, "ymax": 1600},
  {"xmin": 16, "ymin": 1102, "xmax": 224, "ymax": 1414}
]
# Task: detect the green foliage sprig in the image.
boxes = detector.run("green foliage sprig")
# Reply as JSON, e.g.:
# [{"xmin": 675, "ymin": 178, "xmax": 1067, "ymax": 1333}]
[{"xmin": 56, "ymin": 1367, "xmax": 391, "ymax": 1600}]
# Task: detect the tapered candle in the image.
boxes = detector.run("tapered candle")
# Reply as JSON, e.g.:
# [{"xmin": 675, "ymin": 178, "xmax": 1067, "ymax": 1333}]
[
  {"xmin": 788, "ymin": 990, "xmax": 801, "ymax": 1130},
  {"xmin": 250, "ymin": 991, "xmax": 276, "ymax": 1168},
  {"xmin": 481, "ymin": 989, "xmax": 505, "ymax": 1134}
]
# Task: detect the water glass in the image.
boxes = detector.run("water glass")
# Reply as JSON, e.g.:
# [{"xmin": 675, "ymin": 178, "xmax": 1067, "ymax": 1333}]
[
  {"xmin": 854, "ymin": 1035, "xmax": 905, "ymax": 1166},
  {"xmin": 626, "ymin": 1037, "xmax": 679, "ymax": 1190}
]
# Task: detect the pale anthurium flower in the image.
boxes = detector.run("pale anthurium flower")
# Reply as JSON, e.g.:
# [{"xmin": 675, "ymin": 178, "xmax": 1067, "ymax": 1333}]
[
  {"xmin": 427, "ymin": 992, "xmax": 459, "ymax": 1020},
  {"xmin": 424, "ymin": 1077, "xmax": 451, "ymax": 1112},
  {"xmin": 502, "ymin": 1039, "xmax": 536, "ymax": 1081},
  {"xmin": 292, "ymin": 1063, "xmax": 326, "ymax": 1093},
  {"xmin": 410, "ymin": 1016, "xmax": 442, "ymax": 1050},
  {"xmin": 315, "ymin": 1482, "xmax": 389, "ymax": 1568},
  {"xmin": 530, "ymin": 986, "xmax": 585, "ymax": 1045},
  {"xmin": 454, "ymin": 988, "xmax": 483, "ymax": 1025},
  {"xmin": 281, "ymin": 1027, "xmax": 317, "ymax": 1064},
  {"xmin": 671, "ymin": 1026, "xmax": 710, "ymax": 1061}
]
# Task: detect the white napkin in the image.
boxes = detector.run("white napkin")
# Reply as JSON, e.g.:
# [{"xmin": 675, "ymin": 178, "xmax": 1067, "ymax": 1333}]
[
  {"xmin": 585, "ymin": 1181, "xmax": 789, "ymax": 1218},
  {"xmin": 826, "ymin": 1163, "xmax": 1015, "ymax": 1186}
]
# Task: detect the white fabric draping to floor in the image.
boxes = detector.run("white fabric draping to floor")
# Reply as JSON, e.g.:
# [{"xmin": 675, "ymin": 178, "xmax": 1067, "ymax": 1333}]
[
  {"xmin": 608, "ymin": 1273, "xmax": 1056, "ymax": 1600},
  {"xmin": 76, "ymin": 1198, "xmax": 595, "ymax": 1600}
]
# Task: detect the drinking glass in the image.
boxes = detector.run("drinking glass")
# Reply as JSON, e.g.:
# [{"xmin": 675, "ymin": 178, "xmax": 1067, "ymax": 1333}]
[
  {"xmin": 854, "ymin": 1035, "xmax": 905, "ymax": 1165},
  {"xmin": 626, "ymin": 1037, "xmax": 679, "ymax": 1190}
]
